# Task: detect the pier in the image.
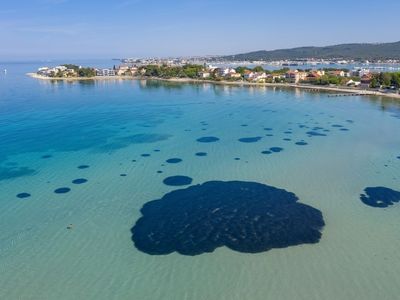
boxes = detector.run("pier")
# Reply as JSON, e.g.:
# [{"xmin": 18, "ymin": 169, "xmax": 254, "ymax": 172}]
[{"xmin": 327, "ymin": 93, "xmax": 367, "ymax": 97}]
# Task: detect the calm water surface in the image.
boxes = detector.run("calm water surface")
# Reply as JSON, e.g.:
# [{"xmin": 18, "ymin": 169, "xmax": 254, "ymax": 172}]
[{"xmin": 1, "ymin": 61, "xmax": 400, "ymax": 300}]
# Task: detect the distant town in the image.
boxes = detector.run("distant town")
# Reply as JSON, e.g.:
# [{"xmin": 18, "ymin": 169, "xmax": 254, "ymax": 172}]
[{"xmin": 32, "ymin": 58, "xmax": 400, "ymax": 96}]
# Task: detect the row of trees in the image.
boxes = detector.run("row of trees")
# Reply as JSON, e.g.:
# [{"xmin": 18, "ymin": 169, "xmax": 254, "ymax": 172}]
[
  {"xmin": 141, "ymin": 64, "xmax": 204, "ymax": 79},
  {"xmin": 370, "ymin": 72, "xmax": 400, "ymax": 88},
  {"xmin": 141, "ymin": 64, "xmax": 293, "ymax": 80},
  {"xmin": 304, "ymin": 75, "xmax": 348, "ymax": 86}
]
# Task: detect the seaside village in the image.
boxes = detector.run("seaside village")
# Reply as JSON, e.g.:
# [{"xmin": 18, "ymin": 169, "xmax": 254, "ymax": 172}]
[{"xmin": 36, "ymin": 63, "xmax": 379, "ymax": 89}]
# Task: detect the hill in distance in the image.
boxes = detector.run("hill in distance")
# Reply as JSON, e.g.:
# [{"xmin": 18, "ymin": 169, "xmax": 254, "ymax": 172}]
[{"xmin": 220, "ymin": 41, "xmax": 400, "ymax": 61}]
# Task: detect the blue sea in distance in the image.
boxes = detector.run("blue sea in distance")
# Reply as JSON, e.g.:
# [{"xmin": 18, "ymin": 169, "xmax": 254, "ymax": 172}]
[{"xmin": 1, "ymin": 61, "xmax": 400, "ymax": 300}]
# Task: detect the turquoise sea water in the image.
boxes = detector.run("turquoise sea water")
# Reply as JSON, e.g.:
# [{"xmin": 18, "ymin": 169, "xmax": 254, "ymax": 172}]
[{"xmin": 1, "ymin": 61, "xmax": 400, "ymax": 300}]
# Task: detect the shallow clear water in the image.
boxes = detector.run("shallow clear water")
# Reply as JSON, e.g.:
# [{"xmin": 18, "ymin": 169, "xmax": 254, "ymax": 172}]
[{"xmin": 1, "ymin": 62, "xmax": 400, "ymax": 300}]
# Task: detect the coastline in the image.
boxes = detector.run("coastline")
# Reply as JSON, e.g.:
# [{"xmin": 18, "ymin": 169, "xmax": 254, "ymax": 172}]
[
  {"xmin": 26, "ymin": 73, "xmax": 134, "ymax": 81},
  {"xmin": 26, "ymin": 73, "xmax": 400, "ymax": 100}
]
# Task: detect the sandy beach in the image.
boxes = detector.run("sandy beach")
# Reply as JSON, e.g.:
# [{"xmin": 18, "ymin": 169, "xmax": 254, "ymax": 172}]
[{"xmin": 27, "ymin": 73, "xmax": 400, "ymax": 100}]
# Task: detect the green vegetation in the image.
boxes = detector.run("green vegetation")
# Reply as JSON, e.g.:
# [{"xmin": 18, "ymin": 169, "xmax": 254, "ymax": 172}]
[
  {"xmin": 220, "ymin": 41, "xmax": 400, "ymax": 61},
  {"xmin": 235, "ymin": 66, "xmax": 247, "ymax": 75},
  {"xmin": 277, "ymin": 68, "xmax": 290, "ymax": 74},
  {"xmin": 77, "ymin": 68, "xmax": 96, "ymax": 77},
  {"xmin": 55, "ymin": 64, "xmax": 96, "ymax": 77},
  {"xmin": 315, "ymin": 75, "xmax": 340, "ymax": 85},
  {"xmin": 252, "ymin": 66, "xmax": 264, "ymax": 72},
  {"xmin": 141, "ymin": 64, "xmax": 204, "ymax": 79},
  {"xmin": 370, "ymin": 72, "xmax": 400, "ymax": 88}
]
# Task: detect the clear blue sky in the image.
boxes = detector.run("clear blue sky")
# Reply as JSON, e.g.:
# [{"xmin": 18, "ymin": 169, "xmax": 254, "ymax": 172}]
[{"xmin": 1, "ymin": 0, "xmax": 399, "ymax": 59}]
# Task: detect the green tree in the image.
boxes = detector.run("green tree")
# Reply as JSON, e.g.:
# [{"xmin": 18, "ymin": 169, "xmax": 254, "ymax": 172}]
[
  {"xmin": 274, "ymin": 67, "xmax": 290, "ymax": 74},
  {"xmin": 391, "ymin": 73, "xmax": 400, "ymax": 88},
  {"xmin": 370, "ymin": 77, "xmax": 379, "ymax": 88},
  {"xmin": 382, "ymin": 73, "xmax": 391, "ymax": 86},
  {"xmin": 328, "ymin": 76, "xmax": 340, "ymax": 85},
  {"xmin": 253, "ymin": 66, "xmax": 264, "ymax": 72},
  {"xmin": 235, "ymin": 66, "xmax": 247, "ymax": 75},
  {"xmin": 144, "ymin": 65, "xmax": 161, "ymax": 77}
]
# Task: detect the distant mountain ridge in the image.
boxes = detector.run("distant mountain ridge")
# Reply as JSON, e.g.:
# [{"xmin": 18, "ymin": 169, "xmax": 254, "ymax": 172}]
[{"xmin": 220, "ymin": 41, "xmax": 400, "ymax": 61}]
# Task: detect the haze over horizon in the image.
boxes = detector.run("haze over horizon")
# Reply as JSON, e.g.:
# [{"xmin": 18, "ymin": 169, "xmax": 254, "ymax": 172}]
[{"xmin": 1, "ymin": 0, "xmax": 400, "ymax": 60}]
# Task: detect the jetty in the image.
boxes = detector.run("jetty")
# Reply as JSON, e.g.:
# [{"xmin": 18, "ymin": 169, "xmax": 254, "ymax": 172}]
[{"xmin": 327, "ymin": 93, "xmax": 367, "ymax": 97}]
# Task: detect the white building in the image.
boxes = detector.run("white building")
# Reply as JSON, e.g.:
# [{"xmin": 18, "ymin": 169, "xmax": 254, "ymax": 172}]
[
  {"xmin": 253, "ymin": 72, "xmax": 268, "ymax": 81},
  {"xmin": 96, "ymin": 69, "xmax": 116, "ymax": 76},
  {"xmin": 218, "ymin": 68, "xmax": 236, "ymax": 77},
  {"xmin": 198, "ymin": 71, "xmax": 210, "ymax": 78},
  {"xmin": 351, "ymin": 68, "xmax": 370, "ymax": 77}
]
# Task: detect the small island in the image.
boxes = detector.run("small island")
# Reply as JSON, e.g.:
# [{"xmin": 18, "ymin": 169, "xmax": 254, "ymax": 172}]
[{"xmin": 28, "ymin": 63, "xmax": 400, "ymax": 99}]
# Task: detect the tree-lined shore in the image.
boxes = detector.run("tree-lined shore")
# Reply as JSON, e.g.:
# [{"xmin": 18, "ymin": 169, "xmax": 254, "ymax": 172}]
[{"xmin": 29, "ymin": 63, "xmax": 400, "ymax": 99}]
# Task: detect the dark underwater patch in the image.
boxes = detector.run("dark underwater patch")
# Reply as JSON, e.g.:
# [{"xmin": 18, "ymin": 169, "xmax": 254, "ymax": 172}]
[
  {"xmin": 238, "ymin": 137, "xmax": 262, "ymax": 143},
  {"xmin": 77, "ymin": 165, "xmax": 90, "ymax": 169},
  {"xmin": 131, "ymin": 181, "xmax": 325, "ymax": 256},
  {"xmin": 41, "ymin": 154, "xmax": 52, "ymax": 159},
  {"xmin": 0, "ymin": 106, "xmax": 182, "ymax": 162},
  {"xmin": 295, "ymin": 141, "xmax": 308, "ymax": 146},
  {"xmin": 72, "ymin": 178, "xmax": 88, "ymax": 184},
  {"xmin": 0, "ymin": 166, "xmax": 37, "ymax": 181},
  {"xmin": 270, "ymin": 147, "xmax": 284, "ymax": 153},
  {"xmin": 17, "ymin": 192, "xmax": 31, "ymax": 199},
  {"xmin": 307, "ymin": 131, "xmax": 327, "ymax": 137},
  {"xmin": 163, "ymin": 176, "xmax": 193, "ymax": 186},
  {"xmin": 141, "ymin": 154, "xmax": 151, "ymax": 157},
  {"xmin": 360, "ymin": 187, "xmax": 400, "ymax": 208},
  {"xmin": 195, "ymin": 152, "xmax": 207, "ymax": 157},
  {"xmin": 54, "ymin": 187, "xmax": 71, "ymax": 194},
  {"xmin": 166, "ymin": 158, "xmax": 182, "ymax": 164},
  {"xmin": 261, "ymin": 150, "xmax": 272, "ymax": 155},
  {"xmin": 196, "ymin": 136, "xmax": 219, "ymax": 143}
]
